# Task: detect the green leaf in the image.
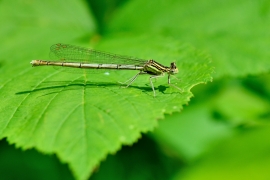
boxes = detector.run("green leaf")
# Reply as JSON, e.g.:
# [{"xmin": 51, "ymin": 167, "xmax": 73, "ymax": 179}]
[
  {"xmin": 173, "ymin": 127, "xmax": 270, "ymax": 180},
  {"xmin": 153, "ymin": 104, "xmax": 233, "ymax": 161},
  {"xmin": 0, "ymin": 35, "xmax": 213, "ymax": 180},
  {"xmin": 108, "ymin": 0, "xmax": 270, "ymax": 78},
  {"xmin": 0, "ymin": 0, "xmax": 96, "ymax": 56},
  {"xmin": 211, "ymin": 84, "xmax": 270, "ymax": 124},
  {"xmin": 0, "ymin": 1, "xmax": 213, "ymax": 180}
]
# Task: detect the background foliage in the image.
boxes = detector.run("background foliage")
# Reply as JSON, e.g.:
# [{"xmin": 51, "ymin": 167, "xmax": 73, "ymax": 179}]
[{"xmin": 0, "ymin": 0, "xmax": 270, "ymax": 180}]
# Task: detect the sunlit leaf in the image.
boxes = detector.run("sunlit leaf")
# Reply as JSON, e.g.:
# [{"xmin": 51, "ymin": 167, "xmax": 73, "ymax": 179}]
[{"xmin": 0, "ymin": 1, "xmax": 213, "ymax": 179}]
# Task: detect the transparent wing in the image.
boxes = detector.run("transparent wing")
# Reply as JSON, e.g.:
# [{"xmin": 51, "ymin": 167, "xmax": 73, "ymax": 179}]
[{"xmin": 49, "ymin": 43, "xmax": 147, "ymax": 66}]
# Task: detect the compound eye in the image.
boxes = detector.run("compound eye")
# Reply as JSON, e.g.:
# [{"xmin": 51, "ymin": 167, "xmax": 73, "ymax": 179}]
[
  {"xmin": 170, "ymin": 62, "xmax": 178, "ymax": 74},
  {"xmin": 170, "ymin": 62, "xmax": 177, "ymax": 69}
]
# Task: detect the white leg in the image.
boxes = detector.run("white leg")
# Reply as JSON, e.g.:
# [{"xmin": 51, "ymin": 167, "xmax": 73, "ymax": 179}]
[
  {"xmin": 149, "ymin": 74, "xmax": 165, "ymax": 97},
  {"xmin": 120, "ymin": 71, "xmax": 148, "ymax": 88},
  {"xmin": 168, "ymin": 74, "xmax": 183, "ymax": 92}
]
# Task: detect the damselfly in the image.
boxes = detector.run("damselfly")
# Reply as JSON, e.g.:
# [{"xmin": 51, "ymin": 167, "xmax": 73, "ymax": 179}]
[{"xmin": 30, "ymin": 43, "xmax": 182, "ymax": 96}]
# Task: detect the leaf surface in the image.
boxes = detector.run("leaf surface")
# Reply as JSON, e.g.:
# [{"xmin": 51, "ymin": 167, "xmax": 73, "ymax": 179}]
[
  {"xmin": 0, "ymin": 1, "xmax": 213, "ymax": 179},
  {"xmin": 173, "ymin": 127, "xmax": 270, "ymax": 180}
]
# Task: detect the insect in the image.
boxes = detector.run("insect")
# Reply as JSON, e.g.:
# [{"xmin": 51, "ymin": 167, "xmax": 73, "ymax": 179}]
[{"xmin": 31, "ymin": 43, "xmax": 181, "ymax": 96}]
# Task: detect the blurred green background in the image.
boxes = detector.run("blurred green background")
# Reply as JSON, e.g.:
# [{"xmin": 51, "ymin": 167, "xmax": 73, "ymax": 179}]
[{"xmin": 0, "ymin": 0, "xmax": 270, "ymax": 179}]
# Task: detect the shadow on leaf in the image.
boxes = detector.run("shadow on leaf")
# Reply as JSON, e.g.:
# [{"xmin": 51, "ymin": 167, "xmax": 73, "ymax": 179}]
[{"xmin": 14, "ymin": 80, "xmax": 165, "ymax": 96}]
